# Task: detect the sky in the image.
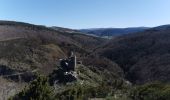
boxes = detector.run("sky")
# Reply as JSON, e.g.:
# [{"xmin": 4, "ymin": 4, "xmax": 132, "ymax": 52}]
[{"xmin": 0, "ymin": 0, "xmax": 170, "ymax": 29}]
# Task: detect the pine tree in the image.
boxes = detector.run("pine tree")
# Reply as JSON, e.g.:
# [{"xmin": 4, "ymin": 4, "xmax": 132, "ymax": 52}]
[{"xmin": 10, "ymin": 74, "xmax": 55, "ymax": 100}]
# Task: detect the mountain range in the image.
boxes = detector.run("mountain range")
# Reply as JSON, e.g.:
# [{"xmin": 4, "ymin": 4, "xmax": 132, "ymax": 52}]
[{"xmin": 79, "ymin": 27, "xmax": 149, "ymax": 38}]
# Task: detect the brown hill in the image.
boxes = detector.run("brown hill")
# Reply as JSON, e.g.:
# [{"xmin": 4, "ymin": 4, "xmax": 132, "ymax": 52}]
[
  {"xmin": 0, "ymin": 21, "xmax": 104, "ymax": 73},
  {"xmin": 97, "ymin": 27, "xmax": 170, "ymax": 84}
]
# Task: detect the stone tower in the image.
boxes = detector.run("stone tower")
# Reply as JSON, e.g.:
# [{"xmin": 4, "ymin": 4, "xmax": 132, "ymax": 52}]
[
  {"xmin": 69, "ymin": 51, "xmax": 76, "ymax": 71},
  {"xmin": 74, "ymin": 54, "xmax": 77, "ymax": 71},
  {"xmin": 68, "ymin": 51, "xmax": 77, "ymax": 71}
]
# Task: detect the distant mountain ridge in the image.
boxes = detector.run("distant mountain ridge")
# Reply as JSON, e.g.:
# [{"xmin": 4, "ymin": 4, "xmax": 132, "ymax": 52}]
[
  {"xmin": 50, "ymin": 26, "xmax": 80, "ymax": 33},
  {"xmin": 152, "ymin": 24, "xmax": 170, "ymax": 30},
  {"xmin": 79, "ymin": 27, "xmax": 149, "ymax": 37}
]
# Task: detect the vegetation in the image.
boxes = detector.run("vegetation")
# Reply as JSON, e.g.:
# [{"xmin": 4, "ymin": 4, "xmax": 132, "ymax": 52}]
[
  {"xmin": 9, "ymin": 74, "xmax": 55, "ymax": 100},
  {"xmin": 10, "ymin": 74, "xmax": 128, "ymax": 100},
  {"xmin": 55, "ymin": 81, "xmax": 122, "ymax": 100},
  {"xmin": 129, "ymin": 82, "xmax": 170, "ymax": 100}
]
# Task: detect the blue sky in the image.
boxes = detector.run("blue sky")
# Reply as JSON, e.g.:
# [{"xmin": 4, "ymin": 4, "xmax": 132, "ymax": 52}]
[{"xmin": 0, "ymin": 0, "xmax": 170, "ymax": 29}]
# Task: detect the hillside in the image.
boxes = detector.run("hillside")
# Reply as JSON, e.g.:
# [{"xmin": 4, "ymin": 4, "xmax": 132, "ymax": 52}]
[
  {"xmin": 0, "ymin": 21, "xmax": 125, "ymax": 99},
  {"xmin": 0, "ymin": 21, "xmax": 108, "ymax": 74},
  {"xmin": 96, "ymin": 25, "xmax": 170, "ymax": 84}
]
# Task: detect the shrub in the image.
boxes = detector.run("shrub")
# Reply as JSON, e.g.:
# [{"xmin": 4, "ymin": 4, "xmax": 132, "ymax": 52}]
[
  {"xmin": 10, "ymin": 74, "xmax": 55, "ymax": 100},
  {"xmin": 129, "ymin": 82, "xmax": 170, "ymax": 100}
]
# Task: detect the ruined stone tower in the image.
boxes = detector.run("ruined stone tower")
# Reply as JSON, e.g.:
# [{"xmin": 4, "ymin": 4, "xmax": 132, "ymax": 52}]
[{"xmin": 68, "ymin": 51, "xmax": 77, "ymax": 71}]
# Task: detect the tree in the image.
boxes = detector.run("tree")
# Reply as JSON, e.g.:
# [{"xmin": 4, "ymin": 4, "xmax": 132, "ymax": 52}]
[{"xmin": 10, "ymin": 74, "xmax": 55, "ymax": 100}]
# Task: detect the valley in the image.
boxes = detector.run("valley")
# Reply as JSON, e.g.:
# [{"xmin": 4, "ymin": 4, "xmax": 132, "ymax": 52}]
[{"xmin": 0, "ymin": 21, "xmax": 170, "ymax": 100}]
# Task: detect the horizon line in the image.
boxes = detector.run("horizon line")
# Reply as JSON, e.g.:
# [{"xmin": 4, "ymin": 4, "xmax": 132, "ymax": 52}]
[{"xmin": 0, "ymin": 19, "xmax": 169, "ymax": 29}]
